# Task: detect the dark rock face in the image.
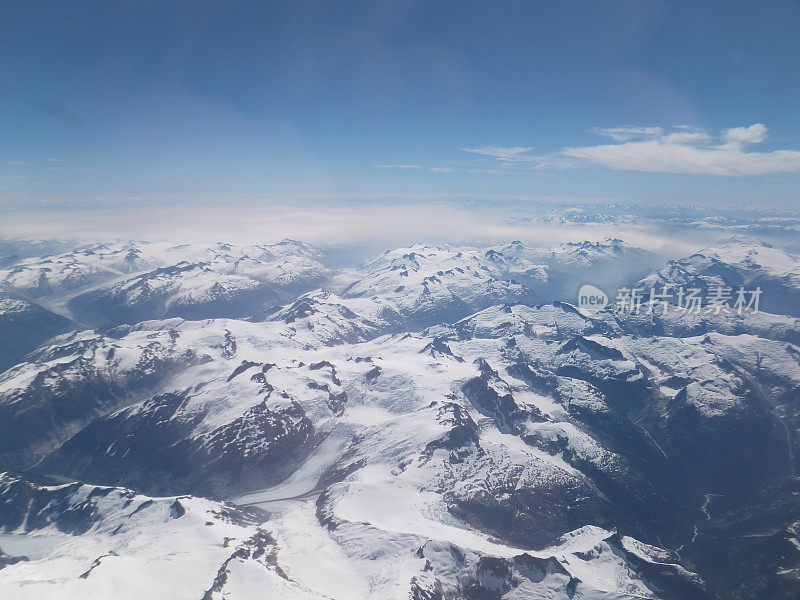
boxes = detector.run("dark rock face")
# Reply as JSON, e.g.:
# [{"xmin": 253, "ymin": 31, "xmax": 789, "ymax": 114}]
[
  {"xmin": 554, "ymin": 336, "xmax": 652, "ymax": 412},
  {"xmin": 423, "ymin": 402, "xmax": 480, "ymax": 461},
  {"xmin": 0, "ymin": 293, "xmax": 73, "ymax": 372},
  {"xmin": 462, "ymin": 359, "xmax": 533, "ymax": 432},
  {"xmin": 447, "ymin": 477, "xmax": 619, "ymax": 551},
  {"xmin": 0, "ymin": 472, "xmax": 134, "ymax": 535},
  {"xmin": 189, "ymin": 397, "xmax": 315, "ymax": 496},
  {"xmin": 411, "ymin": 535, "xmax": 710, "ymax": 600},
  {"xmin": 40, "ymin": 391, "xmax": 316, "ymax": 498},
  {"xmin": 0, "ymin": 356, "xmax": 132, "ymax": 471},
  {"xmin": 661, "ymin": 387, "xmax": 792, "ymax": 492},
  {"xmin": 421, "ymin": 337, "xmax": 465, "ymax": 362},
  {"xmin": 0, "ymin": 336, "xmax": 207, "ymax": 470}
]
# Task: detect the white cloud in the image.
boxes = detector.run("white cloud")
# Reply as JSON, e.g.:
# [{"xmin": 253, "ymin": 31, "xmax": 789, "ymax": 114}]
[
  {"xmin": 562, "ymin": 123, "xmax": 800, "ymax": 176},
  {"xmin": 592, "ymin": 126, "xmax": 663, "ymax": 141},
  {"xmin": 723, "ymin": 123, "xmax": 767, "ymax": 145},
  {"xmin": 429, "ymin": 166, "xmax": 456, "ymax": 173},
  {"xmin": 462, "ymin": 146, "xmax": 535, "ymax": 161}
]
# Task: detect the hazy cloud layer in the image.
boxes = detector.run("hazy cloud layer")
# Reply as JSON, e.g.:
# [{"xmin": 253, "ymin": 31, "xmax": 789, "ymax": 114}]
[{"xmin": 0, "ymin": 196, "xmax": 700, "ymax": 256}]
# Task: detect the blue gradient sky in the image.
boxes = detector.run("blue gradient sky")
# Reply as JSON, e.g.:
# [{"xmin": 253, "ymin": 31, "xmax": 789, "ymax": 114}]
[{"xmin": 2, "ymin": 1, "xmax": 799, "ymax": 207}]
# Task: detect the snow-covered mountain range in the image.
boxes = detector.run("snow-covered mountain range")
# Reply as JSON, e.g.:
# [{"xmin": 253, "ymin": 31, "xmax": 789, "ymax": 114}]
[{"xmin": 1, "ymin": 236, "xmax": 799, "ymax": 600}]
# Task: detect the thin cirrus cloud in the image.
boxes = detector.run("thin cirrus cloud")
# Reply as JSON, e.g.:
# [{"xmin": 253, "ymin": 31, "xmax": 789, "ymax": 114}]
[
  {"xmin": 462, "ymin": 146, "xmax": 536, "ymax": 162},
  {"xmin": 563, "ymin": 123, "xmax": 800, "ymax": 176},
  {"xmin": 373, "ymin": 164, "xmax": 423, "ymax": 169},
  {"xmin": 373, "ymin": 164, "xmax": 457, "ymax": 173},
  {"xmin": 592, "ymin": 126, "xmax": 664, "ymax": 142}
]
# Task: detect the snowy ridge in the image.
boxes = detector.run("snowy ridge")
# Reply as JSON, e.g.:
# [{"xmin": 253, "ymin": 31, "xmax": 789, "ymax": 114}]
[
  {"xmin": 0, "ymin": 472, "xmax": 326, "ymax": 600},
  {"xmin": 638, "ymin": 241, "xmax": 800, "ymax": 317},
  {"xmin": 0, "ymin": 240, "xmax": 330, "ymax": 327}
]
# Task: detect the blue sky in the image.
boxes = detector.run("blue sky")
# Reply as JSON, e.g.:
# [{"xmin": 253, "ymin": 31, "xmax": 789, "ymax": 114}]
[{"xmin": 2, "ymin": 1, "xmax": 799, "ymax": 208}]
